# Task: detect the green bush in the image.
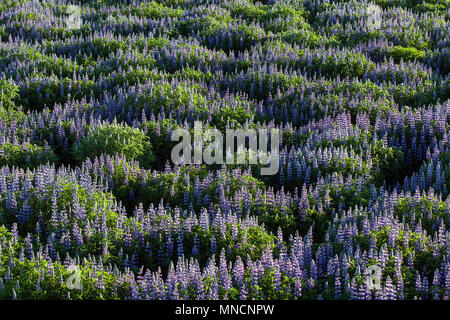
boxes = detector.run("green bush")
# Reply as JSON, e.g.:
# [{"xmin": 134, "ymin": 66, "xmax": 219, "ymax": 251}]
[
  {"xmin": 140, "ymin": 119, "xmax": 179, "ymax": 169},
  {"xmin": 387, "ymin": 46, "xmax": 425, "ymax": 63},
  {"xmin": 370, "ymin": 141, "xmax": 405, "ymax": 186},
  {"xmin": 72, "ymin": 122, "xmax": 155, "ymax": 168},
  {"xmin": 129, "ymin": 2, "xmax": 184, "ymax": 19},
  {"xmin": 0, "ymin": 79, "xmax": 19, "ymax": 109},
  {"xmin": 0, "ymin": 142, "xmax": 58, "ymax": 169}
]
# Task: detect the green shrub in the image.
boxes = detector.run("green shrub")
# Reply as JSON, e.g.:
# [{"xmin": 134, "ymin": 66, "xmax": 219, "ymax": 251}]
[
  {"xmin": 0, "ymin": 142, "xmax": 58, "ymax": 169},
  {"xmin": 72, "ymin": 122, "xmax": 155, "ymax": 168},
  {"xmin": 140, "ymin": 119, "xmax": 179, "ymax": 169},
  {"xmin": 0, "ymin": 79, "xmax": 19, "ymax": 109},
  {"xmin": 370, "ymin": 141, "xmax": 405, "ymax": 186},
  {"xmin": 129, "ymin": 2, "xmax": 184, "ymax": 19},
  {"xmin": 387, "ymin": 46, "xmax": 425, "ymax": 63}
]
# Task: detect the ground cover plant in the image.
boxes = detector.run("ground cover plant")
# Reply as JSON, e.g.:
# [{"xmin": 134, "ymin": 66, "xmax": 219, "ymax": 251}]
[{"xmin": 0, "ymin": 0, "xmax": 448, "ymax": 300}]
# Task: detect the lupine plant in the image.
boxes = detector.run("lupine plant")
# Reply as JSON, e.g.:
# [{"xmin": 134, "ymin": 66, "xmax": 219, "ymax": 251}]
[{"xmin": 0, "ymin": 0, "xmax": 448, "ymax": 300}]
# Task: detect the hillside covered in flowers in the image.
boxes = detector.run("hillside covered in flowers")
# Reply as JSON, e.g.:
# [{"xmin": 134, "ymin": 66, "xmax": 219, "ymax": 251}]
[{"xmin": 0, "ymin": 0, "xmax": 449, "ymax": 300}]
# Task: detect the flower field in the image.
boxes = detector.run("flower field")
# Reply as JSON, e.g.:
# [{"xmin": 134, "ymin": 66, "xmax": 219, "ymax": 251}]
[{"xmin": 0, "ymin": 0, "xmax": 449, "ymax": 300}]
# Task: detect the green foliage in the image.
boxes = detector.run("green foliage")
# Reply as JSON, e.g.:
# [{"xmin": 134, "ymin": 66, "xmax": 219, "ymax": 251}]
[
  {"xmin": 370, "ymin": 141, "xmax": 405, "ymax": 186},
  {"xmin": 320, "ymin": 52, "xmax": 375, "ymax": 79},
  {"xmin": 0, "ymin": 142, "xmax": 58, "ymax": 169},
  {"xmin": 231, "ymin": 3, "xmax": 307, "ymax": 32},
  {"xmin": 387, "ymin": 46, "xmax": 425, "ymax": 63},
  {"xmin": 0, "ymin": 79, "xmax": 19, "ymax": 109},
  {"xmin": 124, "ymin": 82, "xmax": 206, "ymax": 114},
  {"xmin": 129, "ymin": 2, "xmax": 184, "ymax": 19},
  {"xmin": 140, "ymin": 119, "xmax": 179, "ymax": 169},
  {"xmin": 0, "ymin": 0, "xmax": 448, "ymax": 301},
  {"xmin": 211, "ymin": 105, "xmax": 253, "ymax": 132},
  {"xmin": 19, "ymin": 76, "xmax": 96, "ymax": 110},
  {"xmin": 0, "ymin": 226, "xmax": 130, "ymax": 299},
  {"xmin": 0, "ymin": 0, "xmax": 29, "ymax": 13},
  {"xmin": 72, "ymin": 123, "xmax": 154, "ymax": 168}
]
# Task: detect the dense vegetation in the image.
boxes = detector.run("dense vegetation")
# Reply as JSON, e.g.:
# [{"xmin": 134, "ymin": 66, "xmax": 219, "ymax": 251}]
[{"xmin": 0, "ymin": 0, "xmax": 448, "ymax": 300}]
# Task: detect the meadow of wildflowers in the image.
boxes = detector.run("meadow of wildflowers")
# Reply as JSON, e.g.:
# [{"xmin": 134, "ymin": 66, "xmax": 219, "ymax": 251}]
[{"xmin": 0, "ymin": 0, "xmax": 448, "ymax": 300}]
